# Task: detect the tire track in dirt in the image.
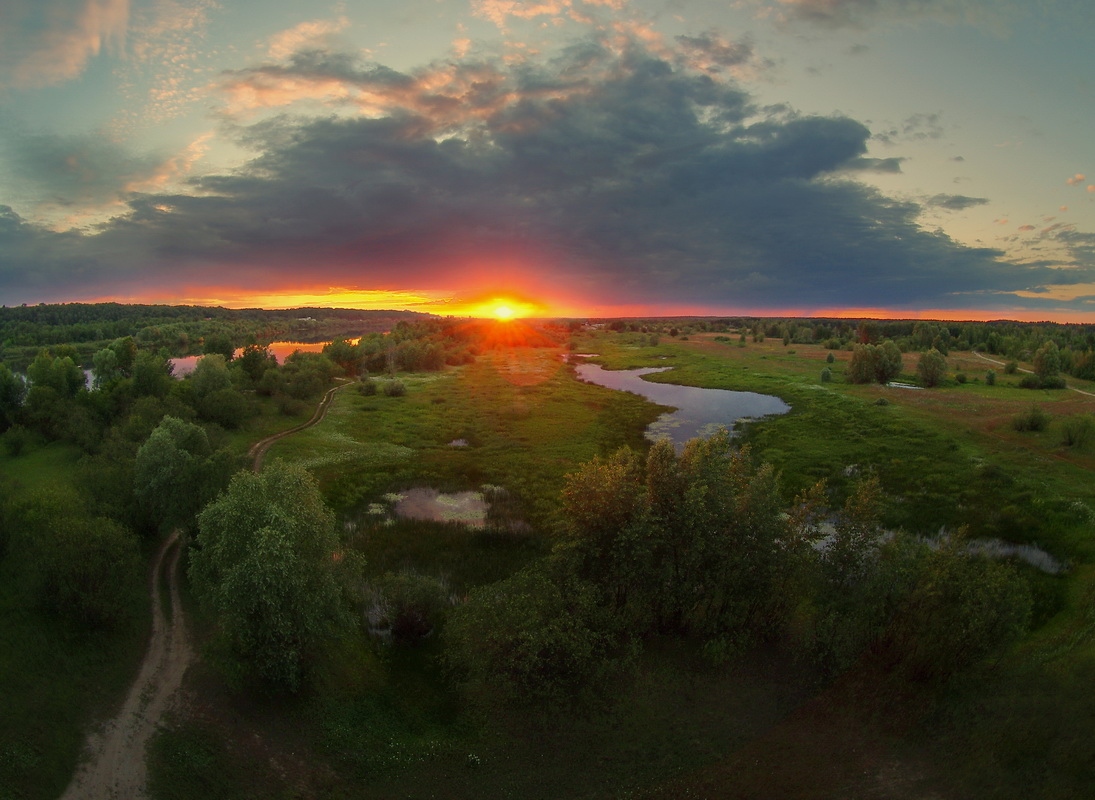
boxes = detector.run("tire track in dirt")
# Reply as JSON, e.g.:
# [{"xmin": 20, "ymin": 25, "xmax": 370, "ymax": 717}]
[
  {"xmin": 59, "ymin": 530, "xmax": 190, "ymax": 800},
  {"xmin": 248, "ymin": 379, "xmax": 350, "ymax": 471}
]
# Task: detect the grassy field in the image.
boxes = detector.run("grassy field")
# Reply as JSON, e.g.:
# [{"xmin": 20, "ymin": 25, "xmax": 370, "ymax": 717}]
[{"xmin": 263, "ymin": 349, "xmax": 666, "ymax": 527}]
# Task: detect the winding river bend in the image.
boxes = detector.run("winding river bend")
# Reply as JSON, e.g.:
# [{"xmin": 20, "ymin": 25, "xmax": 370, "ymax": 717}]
[{"xmin": 574, "ymin": 362, "xmax": 790, "ymax": 449}]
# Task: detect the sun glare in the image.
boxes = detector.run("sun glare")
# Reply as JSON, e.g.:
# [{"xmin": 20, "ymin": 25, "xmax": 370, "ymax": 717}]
[{"xmin": 493, "ymin": 304, "xmax": 516, "ymax": 321}]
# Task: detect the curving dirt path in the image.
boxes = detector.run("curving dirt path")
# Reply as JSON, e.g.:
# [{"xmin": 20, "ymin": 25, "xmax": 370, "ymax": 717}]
[
  {"xmin": 248, "ymin": 379, "xmax": 350, "ymax": 471},
  {"xmin": 60, "ymin": 381, "xmax": 350, "ymax": 798},
  {"xmin": 60, "ymin": 530, "xmax": 191, "ymax": 800}
]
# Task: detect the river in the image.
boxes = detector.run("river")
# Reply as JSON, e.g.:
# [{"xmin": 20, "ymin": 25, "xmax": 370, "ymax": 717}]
[{"xmin": 573, "ymin": 361, "xmax": 790, "ymax": 449}]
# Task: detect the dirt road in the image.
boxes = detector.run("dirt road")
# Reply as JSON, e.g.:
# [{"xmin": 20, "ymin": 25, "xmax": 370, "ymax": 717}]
[
  {"xmin": 59, "ymin": 381, "xmax": 349, "ymax": 798},
  {"xmin": 248, "ymin": 379, "xmax": 349, "ymax": 471},
  {"xmin": 59, "ymin": 530, "xmax": 191, "ymax": 800}
]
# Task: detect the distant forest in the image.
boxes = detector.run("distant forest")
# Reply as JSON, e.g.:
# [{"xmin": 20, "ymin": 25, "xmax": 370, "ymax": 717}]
[
  {"xmin": 0, "ymin": 303, "xmax": 431, "ymax": 370},
  {"xmin": 592, "ymin": 316, "xmax": 1095, "ymax": 382}
]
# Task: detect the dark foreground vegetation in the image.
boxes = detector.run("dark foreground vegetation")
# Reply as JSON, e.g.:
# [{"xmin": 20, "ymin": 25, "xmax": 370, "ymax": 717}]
[{"xmin": 2, "ymin": 306, "xmax": 1095, "ymax": 799}]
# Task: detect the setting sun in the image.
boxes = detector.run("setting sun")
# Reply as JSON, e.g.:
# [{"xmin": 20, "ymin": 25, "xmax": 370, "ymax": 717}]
[{"xmin": 493, "ymin": 304, "xmax": 515, "ymax": 321}]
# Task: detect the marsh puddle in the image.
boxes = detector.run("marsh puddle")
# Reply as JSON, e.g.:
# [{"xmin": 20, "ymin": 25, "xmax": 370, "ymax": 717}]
[
  {"xmin": 575, "ymin": 363, "xmax": 790, "ymax": 449},
  {"xmin": 393, "ymin": 488, "xmax": 489, "ymax": 527}
]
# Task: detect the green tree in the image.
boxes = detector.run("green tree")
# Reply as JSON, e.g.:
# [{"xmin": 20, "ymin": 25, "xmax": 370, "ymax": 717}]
[
  {"xmin": 134, "ymin": 416, "xmax": 236, "ymax": 531},
  {"xmin": 917, "ymin": 348, "xmax": 947, "ymax": 387},
  {"xmin": 189, "ymin": 354, "xmax": 232, "ymax": 399},
  {"xmin": 1033, "ymin": 340, "xmax": 1061, "ymax": 380},
  {"xmin": 560, "ymin": 433, "xmax": 810, "ymax": 655},
  {"xmin": 34, "ymin": 516, "xmax": 143, "ymax": 629},
  {"xmin": 6, "ymin": 485, "xmax": 142, "ymax": 628},
  {"xmin": 133, "ymin": 350, "xmax": 173, "ymax": 398},
  {"xmin": 91, "ymin": 347, "xmax": 121, "ymax": 390},
  {"xmin": 884, "ymin": 536, "xmax": 1032, "ymax": 682},
  {"xmin": 445, "ymin": 562, "xmax": 627, "ymax": 705},
  {"xmin": 236, "ymin": 344, "xmax": 276, "ymax": 384},
  {"xmin": 203, "ymin": 332, "xmax": 235, "ymax": 361},
  {"xmin": 0, "ymin": 363, "xmax": 27, "ymax": 430},
  {"xmin": 189, "ymin": 462, "xmax": 352, "ymax": 691},
  {"xmin": 110, "ymin": 336, "xmax": 138, "ymax": 376}
]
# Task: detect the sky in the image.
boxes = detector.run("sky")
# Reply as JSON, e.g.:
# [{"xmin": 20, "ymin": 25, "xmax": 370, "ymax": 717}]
[{"xmin": 0, "ymin": 0, "xmax": 1093, "ymax": 320}]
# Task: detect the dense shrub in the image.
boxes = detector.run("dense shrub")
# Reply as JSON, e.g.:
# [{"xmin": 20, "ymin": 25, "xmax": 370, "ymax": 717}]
[
  {"xmin": 986, "ymin": 370, "xmax": 996, "ymax": 386},
  {"xmin": 1019, "ymin": 374, "xmax": 1043, "ymax": 389},
  {"xmin": 383, "ymin": 380, "xmax": 406, "ymax": 397},
  {"xmin": 357, "ymin": 378, "xmax": 377, "ymax": 396},
  {"xmin": 821, "ymin": 367, "xmax": 832, "ymax": 383},
  {"xmin": 1059, "ymin": 415, "xmax": 1095, "ymax": 449},
  {"xmin": 1004, "ymin": 361, "xmax": 1019, "ymax": 374},
  {"xmin": 365, "ymin": 571, "xmax": 452, "ymax": 645},
  {"xmin": 883, "ymin": 545, "xmax": 1031, "ymax": 683},
  {"xmin": 34, "ymin": 517, "xmax": 143, "ymax": 629},
  {"xmin": 1013, "ymin": 404, "xmax": 1051, "ymax": 432},
  {"xmin": 446, "ymin": 563, "xmax": 632, "ymax": 705}
]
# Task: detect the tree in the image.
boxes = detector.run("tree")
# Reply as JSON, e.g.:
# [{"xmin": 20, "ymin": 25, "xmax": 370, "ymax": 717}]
[
  {"xmin": 189, "ymin": 354, "xmax": 232, "ymax": 399},
  {"xmin": 444, "ymin": 562, "xmax": 627, "ymax": 705},
  {"xmin": 917, "ymin": 348, "xmax": 947, "ymax": 387},
  {"xmin": 559, "ymin": 433, "xmax": 811, "ymax": 656},
  {"xmin": 6, "ymin": 485, "xmax": 142, "ymax": 628},
  {"xmin": 884, "ymin": 536, "xmax": 1031, "ymax": 682},
  {"xmin": 1033, "ymin": 341, "xmax": 1061, "ymax": 380},
  {"xmin": 0, "ymin": 363, "xmax": 26, "ymax": 430},
  {"xmin": 849, "ymin": 341, "xmax": 903, "ymax": 384},
  {"xmin": 134, "ymin": 416, "xmax": 237, "ymax": 531},
  {"xmin": 237, "ymin": 344, "xmax": 276, "ymax": 384},
  {"xmin": 189, "ymin": 462, "xmax": 352, "ymax": 691},
  {"xmin": 203, "ymin": 332, "xmax": 235, "ymax": 361},
  {"xmin": 91, "ymin": 347, "xmax": 121, "ymax": 390}
]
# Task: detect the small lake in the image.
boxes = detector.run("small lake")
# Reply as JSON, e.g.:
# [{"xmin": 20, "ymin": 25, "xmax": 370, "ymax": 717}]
[
  {"xmin": 574, "ymin": 363, "xmax": 790, "ymax": 449},
  {"xmin": 171, "ymin": 340, "xmax": 339, "ymax": 377}
]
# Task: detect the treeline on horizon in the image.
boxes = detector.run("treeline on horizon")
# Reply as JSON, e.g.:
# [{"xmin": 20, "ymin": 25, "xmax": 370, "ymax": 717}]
[
  {"xmin": 0, "ymin": 303, "xmax": 431, "ymax": 369},
  {"xmin": 592, "ymin": 316, "xmax": 1095, "ymax": 381},
  {"xmin": 5, "ymin": 301, "xmax": 1095, "ymax": 381}
]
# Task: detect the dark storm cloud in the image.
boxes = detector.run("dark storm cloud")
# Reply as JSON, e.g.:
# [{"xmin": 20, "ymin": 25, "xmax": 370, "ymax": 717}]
[
  {"xmin": 0, "ymin": 32, "xmax": 1088, "ymax": 311},
  {"xmin": 0, "ymin": 126, "xmax": 167, "ymax": 209},
  {"xmin": 925, "ymin": 193, "xmax": 990, "ymax": 210}
]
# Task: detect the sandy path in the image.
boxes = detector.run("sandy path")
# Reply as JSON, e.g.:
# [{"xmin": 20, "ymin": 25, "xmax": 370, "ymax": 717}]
[
  {"xmin": 60, "ymin": 530, "xmax": 191, "ymax": 800},
  {"xmin": 248, "ymin": 379, "xmax": 349, "ymax": 471}
]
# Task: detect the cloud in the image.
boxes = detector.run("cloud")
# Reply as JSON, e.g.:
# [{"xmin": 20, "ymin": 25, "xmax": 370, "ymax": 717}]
[
  {"xmin": 925, "ymin": 193, "xmax": 989, "ymax": 210},
  {"xmin": 0, "ymin": 0, "xmax": 129, "ymax": 89},
  {"xmin": 873, "ymin": 112, "xmax": 945, "ymax": 146},
  {"xmin": 267, "ymin": 16, "xmax": 352, "ymax": 61},
  {"xmin": 1066, "ymin": 173, "xmax": 1086, "ymax": 185},
  {"xmin": 107, "ymin": 0, "xmax": 217, "ymax": 128},
  {"xmin": 764, "ymin": 0, "xmax": 1015, "ymax": 31},
  {"xmin": 472, "ymin": 0, "xmax": 626, "ymax": 28},
  {"xmin": 0, "ymin": 127, "xmax": 162, "ymax": 209},
  {"xmin": 0, "ymin": 30, "xmax": 1089, "ymax": 314},
  {"xmin": 674, "ymin": 31, "xmax": 771, "ymax": 76}
]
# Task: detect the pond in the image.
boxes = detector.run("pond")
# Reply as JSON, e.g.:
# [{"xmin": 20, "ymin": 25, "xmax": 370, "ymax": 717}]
[
  {"xmin": 171, "ymin": 340, "xmax": 339, "ymax": 376},
  {"xmin": 574, "ymin": 362, "xmax": 790, "ymax": 450}
]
